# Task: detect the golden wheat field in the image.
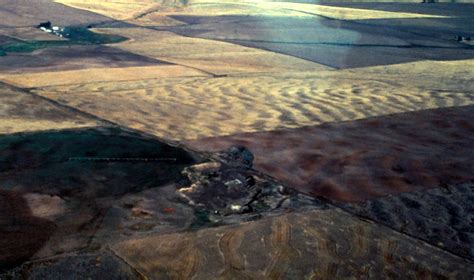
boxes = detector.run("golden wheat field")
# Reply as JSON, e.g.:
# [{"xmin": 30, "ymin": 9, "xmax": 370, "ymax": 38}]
[
  {"xmin": 54, "ymin": 0, "xmax": 158, "ymax": 20},
  {"xmin": 20, "ymin": 59, "xmax": 470, "ymax": 141},
  {"xmin": 0, "ymin": 65, "xmax": 207, "ymax": 88}
]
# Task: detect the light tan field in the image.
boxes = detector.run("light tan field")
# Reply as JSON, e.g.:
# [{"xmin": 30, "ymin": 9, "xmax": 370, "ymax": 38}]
[
  {"xmin": 94, "ymin": 28, "xmax": 330, "ymax": 75},
  {"xmin": 55, "ymin": 0, "xmax": 188, "ymax": 26},
  {"xmin": 345, "ymin": 59, "xmax": 474, "ymax": 92},
  {"xmin": 54, "ymin": 0, "xmax": 159, "ymax": 20},
  {"xmin": 150, "ymin": 1, "xmax": 312, "ymax": 18},
  {"xmin": 0, "ymin": 84, "xmax": 98, "ymax": 134},
  {"xmin": 0, "ymin": 119, "xmax": 96, "ymax": 135},
  {"xmin": 31, "ymin": 59, "xmax": 474, "ymax": 141},
  {"xmin": 255, "ymin": 2, "xmax": 449, "ymax": 20},
  {"xmin": 56, "ymin": 0, "xmax": 313, "ymax": 21},
  {"xmin": 56, "ymin": 0, "xmax": 450, "ymax": 21},
  {"xmin": 127, "ymin": 14, "xmax": 187, "ymax": 27},
  {"xmin": 0, "ymin": 65, "xmax": 208, "ymax": 88}
]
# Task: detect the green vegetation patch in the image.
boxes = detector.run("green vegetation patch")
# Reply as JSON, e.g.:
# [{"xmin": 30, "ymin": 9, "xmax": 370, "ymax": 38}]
[
  {"xmin": 1, "ymin": 40, "xmax": 67, "ymax": 54},
  {"xmin": 0, "ymin": 27, "xmax": 127, "ymax": 56},
  {"xmin": 61, "ymin": 27, "xmax": 126, "ymax": 44},
  {"xmin": 189, "ymin": 209, "xmax": 212, "ymax": 230}
]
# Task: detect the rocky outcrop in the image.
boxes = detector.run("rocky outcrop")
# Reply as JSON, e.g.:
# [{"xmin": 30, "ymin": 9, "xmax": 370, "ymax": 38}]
[{"xmin": 178, "ymin": 146, "xmax": 326, "ymax": 226}]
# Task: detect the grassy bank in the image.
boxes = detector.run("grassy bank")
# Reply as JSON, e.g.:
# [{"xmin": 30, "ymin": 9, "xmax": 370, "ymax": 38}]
[{"xmin": 0, "ymin": 27, "xmax": 127, "ymax": 56}]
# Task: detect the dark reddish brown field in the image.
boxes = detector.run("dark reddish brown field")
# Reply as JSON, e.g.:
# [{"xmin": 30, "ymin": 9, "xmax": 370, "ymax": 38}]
[{"xmin": 186, "ymin": 106, "xmax": 474, "ymax": 202}]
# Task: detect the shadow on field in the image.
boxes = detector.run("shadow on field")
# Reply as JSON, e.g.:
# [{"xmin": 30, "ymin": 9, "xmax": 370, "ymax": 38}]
[
  {"xmin": 0, "ymin": 127, "xmax": 197, "ymax": 198},
  {"xmin": 0, "ymin": 190, "xmax": 56, "ymax": 269},
  {"xmin": 0, "ymin": 127, "xmax": 198, "ymax": 269}
]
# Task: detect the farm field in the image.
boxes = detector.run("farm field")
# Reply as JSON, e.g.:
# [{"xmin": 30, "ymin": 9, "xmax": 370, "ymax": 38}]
[{"xmin": 1, "ymin": 0, "xmax": 473, "ymax": 278}]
